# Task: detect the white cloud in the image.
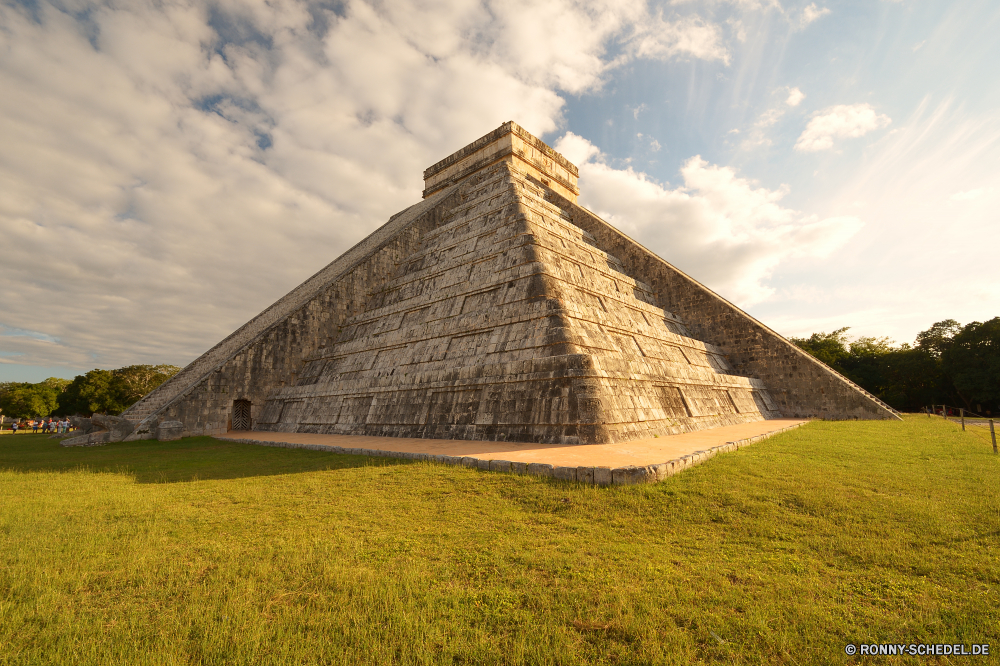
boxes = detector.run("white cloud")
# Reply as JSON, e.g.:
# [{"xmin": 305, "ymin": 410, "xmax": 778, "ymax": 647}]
[
  {"xmin": 555, "ymin": 133, "xmax": 863, "ymax": 305},
  {"xmin": 795, "ymin": 3, "xmax": 831, "ymax": 29},
  {"xmin": 756, "ymin": 108, "xmax": 785, "ymax": 128},
  {"xmin": 727, "ymin": 17, "xmax": 748, "ymax": 43},
  {"xmin": 557, "ymin": 131, "xmax": 605, "ymax": 166},
  {"xmin": 734, "ymin": 87, "xmax": 804, "ymax": 149},
  {"xmin": 674, "ymin": 1, "xmax": 822, "ymax": 33},
  {"xmin": 627, "ymin": 14, "xmax": 731, "ymax": 65},
  {"xmin": 636, "ymin": 133, "xmax": 662, "ymax": 152},
  {"xmin": 772, "ymin": 96, "xmax": 1000, "ymax": 346},
  {"xmin": 950, "ymin": 189, "xmax": 984, "ymax": 201},
  {"xmin": 795, "ymin": 103, "xmax": 892, "ymax": 152},
  {"xmin": 0, "ymin": 0, "xmax": 737, "ymax": 375},
  {"xmin": 473, "ymin": 0, "xmax": 645, "ymax": 94}
]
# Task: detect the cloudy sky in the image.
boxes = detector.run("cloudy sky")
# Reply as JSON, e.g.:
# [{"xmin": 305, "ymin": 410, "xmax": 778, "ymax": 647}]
[{"xmin": 2, "ymin": 0, "xmax": 998, "ymax": 382}]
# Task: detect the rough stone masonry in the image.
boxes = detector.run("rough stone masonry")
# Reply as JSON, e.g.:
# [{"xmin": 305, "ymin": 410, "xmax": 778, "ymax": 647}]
[{"xmin": 118, "ymin": 122, "xmax": 898, "ymax": 444}]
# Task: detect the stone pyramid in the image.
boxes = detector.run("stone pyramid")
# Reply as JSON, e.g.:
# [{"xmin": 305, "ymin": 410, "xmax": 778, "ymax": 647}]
[{"xmin": 123, "ymin": 122, "xmax": 898, "ymax": 443}]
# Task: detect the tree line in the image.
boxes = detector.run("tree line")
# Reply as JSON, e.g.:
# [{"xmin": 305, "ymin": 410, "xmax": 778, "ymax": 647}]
[
  {"xmin": 0, "ymin": 365, "xmax": 180, "ymax": 420},
  {"xmin": 791, "ymin": 318, "xmax": 1000, "ymax": 415}
]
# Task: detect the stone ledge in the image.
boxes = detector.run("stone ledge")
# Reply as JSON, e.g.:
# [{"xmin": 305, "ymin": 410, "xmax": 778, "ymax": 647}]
[
  {"xmin": 62, "ymin": 431, "xmax": 110, "ymax": 447},
  {"xmin": 214, "ymin": 421, "xmax": 806, "ymax": 486}
]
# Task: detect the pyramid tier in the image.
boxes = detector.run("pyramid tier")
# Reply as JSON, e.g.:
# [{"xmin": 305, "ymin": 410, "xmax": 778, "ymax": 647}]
[{"xmin": 256, "ymin": 161, "xmax": 779, "ymax": 444}]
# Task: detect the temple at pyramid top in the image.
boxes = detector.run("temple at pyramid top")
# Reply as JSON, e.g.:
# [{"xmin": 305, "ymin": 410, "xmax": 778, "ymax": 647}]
[
  {"xmin": 118, "ymin": 122, "xmax": 899, "ymax": 443},
  {"xmin": 423, "ymin": 121, "xmax": 579, "ymax": 202}
]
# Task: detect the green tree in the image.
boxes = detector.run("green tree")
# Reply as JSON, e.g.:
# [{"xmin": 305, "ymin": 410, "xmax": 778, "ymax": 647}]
[
  {"xmin": 788, "ymin": 328, "xmax": 852, "ymax": 369},
  {"xmin": 0, "ymin": 383, "xmax": 49, "ymax": 419},
  {"xmin": 114, "ymin": 364, "xmax": 181, "ymax": 405},
  {"xmin": 878, "ymin": 346, "xmax": 947, "ymax": 412},
  {"xmin": 56, "ymin": 369, "xmax": 119, "ymax": 415},
  {"xmin": 791, "ymin": 322, "xmax": 962, "ymax": 413},
  {"xmin": 942, "ymin": 317, "xmax": 1000, "ymax": 412},
  {"xmin": 0, "ymin": 378, "xmax": 69, "ymax": 419},
  {"xmin": 837, "ymin": 336, "xmax": 898, "ymax": 400},
  {"xmin": 915, "ymin": 319, "xmax": 962, "ymax": 358},
  {"xmin": 55, "ymin": 365, "xmax": 181, "ymax": 416}
]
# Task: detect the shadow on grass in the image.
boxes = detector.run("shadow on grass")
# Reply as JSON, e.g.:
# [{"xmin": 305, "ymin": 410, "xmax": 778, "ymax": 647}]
[{"xmin": 0, "ymin": 433, "xmax": 413, "ymax": 484}]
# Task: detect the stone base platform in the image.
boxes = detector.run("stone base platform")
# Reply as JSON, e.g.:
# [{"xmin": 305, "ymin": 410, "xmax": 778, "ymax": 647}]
[{"xmin": 215, "ymin": 419, "xmax": 809, "ymax": 485}]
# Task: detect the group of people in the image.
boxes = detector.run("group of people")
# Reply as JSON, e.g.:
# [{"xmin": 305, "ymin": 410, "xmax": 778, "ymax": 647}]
[{"xmin": 5, "ymin": 418, "xmax": 74, "ymax": 434}]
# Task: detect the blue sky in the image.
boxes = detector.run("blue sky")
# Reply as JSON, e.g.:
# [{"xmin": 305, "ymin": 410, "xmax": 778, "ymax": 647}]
[{"xmin": 1, "ymin": 0, "xmax": 998, "ymax": 383}]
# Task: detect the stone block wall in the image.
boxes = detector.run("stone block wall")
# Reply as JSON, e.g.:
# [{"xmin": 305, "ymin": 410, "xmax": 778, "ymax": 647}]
[
  {"xmin": 256, "ymin": 160, "xmax": 782, "ymax": 444},
  {"xmin": 423, "ymin": 121, "xmax": 579, "ymax": 202},
  {"xmin": 125, "ymin": 186, "xmax": 464, "ymax": 438},
  {"xmin": 555, "ymin": 193, "xmax": 897, "ymax": 421}
]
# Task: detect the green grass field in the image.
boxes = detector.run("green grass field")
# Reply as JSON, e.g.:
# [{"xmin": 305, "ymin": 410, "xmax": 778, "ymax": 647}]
[{"xmin": 1, "ymin": 416, "xmax": 997, "ymax": 665}]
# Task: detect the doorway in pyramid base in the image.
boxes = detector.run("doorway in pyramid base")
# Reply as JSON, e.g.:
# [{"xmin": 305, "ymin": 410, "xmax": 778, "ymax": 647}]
[
  {"xmin": 232, "ymin": 399, "xmax": 251, "ymax": 431},
  {"xmin": 122, "ymin": 122, "xmax": 898, "ymax": 445}
]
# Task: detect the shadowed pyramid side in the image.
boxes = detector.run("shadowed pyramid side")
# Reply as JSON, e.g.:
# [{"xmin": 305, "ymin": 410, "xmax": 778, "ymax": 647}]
[{"xmin": 256, "ymin": 159, "xmax": 779, "ymax": 444}]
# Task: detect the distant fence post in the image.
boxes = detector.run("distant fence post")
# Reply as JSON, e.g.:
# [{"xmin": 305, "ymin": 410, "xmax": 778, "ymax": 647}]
[
  {"xmin": 961, "ymin": 408, "xmax": 965, "ymax": 431},
  {"xmin": 991, "ymin": 420, "xmax": 998, "ymax": 455}
]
